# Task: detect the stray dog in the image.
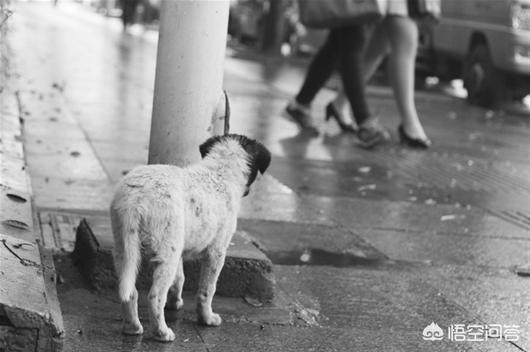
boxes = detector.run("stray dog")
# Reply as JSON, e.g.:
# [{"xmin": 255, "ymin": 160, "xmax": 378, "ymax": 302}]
[{"xmin": 110, "ymin": 134, "xmax": 271, "ymax": 341}]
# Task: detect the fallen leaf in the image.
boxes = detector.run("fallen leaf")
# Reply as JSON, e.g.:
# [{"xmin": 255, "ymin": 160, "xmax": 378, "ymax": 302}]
[
  {"xmin": 300, "ymin": 250, "xmax": 311, "ymax": 263},
  {"xmin": 516, "ymin": 264, "xmax": 530, "ymax": 277},
  {"xmin": 358, "ymin": 184, "xmax": 376, "ymax": 191},
  {"xmin": 440, "ymin": 214, "xmax": 457, "ymax": 221},
  {"xmin": 447, "ymin": 112, "xmax": 457, "ymax": 120},
  {"xmin": 358, "ymin": 166, "xmax": 371, "ymax": 174},
  {"xmin": 484, "ymin": 110, "xmax": 495, "ymax": 119},
  {"xmin": 244, "ymin": 296, "xmax": 263, "ymax": 307}
]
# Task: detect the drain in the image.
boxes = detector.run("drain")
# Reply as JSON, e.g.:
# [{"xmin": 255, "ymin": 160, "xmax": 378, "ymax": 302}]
[
  {"xmin": 266, "ymin": 248, "xmax": 383, "ymax": 268},
  {"xmin": 3, "ymin": 219, "xmax": 29, "ymax": 230},
  {"xmin": 6, "ymin": 193, "xmax": 27, "ymax": 203},
  {"xmin": 489, "ymin": 209, "xmax": 530, "ymax": 231}
]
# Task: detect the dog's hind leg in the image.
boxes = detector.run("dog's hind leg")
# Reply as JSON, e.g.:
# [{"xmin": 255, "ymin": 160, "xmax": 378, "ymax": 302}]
[
  {"xmin": 166, "ymin": 258, "xmax": 184, "ymax": 311},
  {"xmin": 148, "ymin": 255, "xmax": 180, "ymax": 342},
  {"xmin": 196, "ymin": 247, "xmax": 226, "ymax": 326},
  {"xmin": 111, "ymin": 210, "xmax": 143, "ymax": 335},
  {"xmin": 121, "ymin": 288, "xmax": 143, "ymax": 335}
]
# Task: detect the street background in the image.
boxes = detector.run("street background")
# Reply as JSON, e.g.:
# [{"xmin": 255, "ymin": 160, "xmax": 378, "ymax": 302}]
[{"xmin": 1, "ymin": 1, "xmax": 530, "ymax": 351}]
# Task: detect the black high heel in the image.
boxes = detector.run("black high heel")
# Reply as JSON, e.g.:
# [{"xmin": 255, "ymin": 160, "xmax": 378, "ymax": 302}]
[
  {"xmin": 325, "ymin": 102, "xmax": 356, "ymax": 133},
  {"xmin": 398, "ymin": 124, "xmax": 431, "ymax": 149}
]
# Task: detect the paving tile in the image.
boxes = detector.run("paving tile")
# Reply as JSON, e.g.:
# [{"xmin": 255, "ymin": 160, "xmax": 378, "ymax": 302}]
[
  {"xmin": 31, "ymin": 176, "xmax": 113, "ymax": 212},
  {"xmin": 363, "ymin": 228, "xmax": 530, "ymax": 268},
  {"xmin": 304, "ymin": 195, "xmax": 530, "ymax": 240}
]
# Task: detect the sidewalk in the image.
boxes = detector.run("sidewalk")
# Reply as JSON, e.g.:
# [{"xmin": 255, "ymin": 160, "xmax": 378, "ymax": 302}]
[{"xmin": 2, "ymin": 2, "xmax": 530, "ymax": 351}]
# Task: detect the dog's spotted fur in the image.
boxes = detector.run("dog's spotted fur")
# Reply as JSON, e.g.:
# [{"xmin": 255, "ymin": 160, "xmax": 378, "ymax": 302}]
[{"xmin": 111, "ymin": 134, "xmax": 270, "ymax": 341}]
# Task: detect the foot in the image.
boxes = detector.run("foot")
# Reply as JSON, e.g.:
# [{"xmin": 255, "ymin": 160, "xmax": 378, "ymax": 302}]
[
  {"xmin": 152, "ymin": 326, "xmax": 176, "ymax": 342},
  {"xmin": 398, "ymin": 124, "xmax": 431, "ymax": 149},
  {"xmin": 284, "ymin": 100, "xmax": 319, "ymax": 136},
  {"xmin": 325, "ymin": 102, "xmax": 357, "ymax": 133},
  {"xmin": 122, "ymin": 321, "xmax": 144, "ymax": 336},
  {"xmin": 198, "ymin": 312, "xmax": 222, "ymax": 327},
  {"xmin": 400, "ymin": 122, "xmax": 428, "ymax": 141},
  {"xmin": 357, "ymin": 117, "xmax": 390, "ymax": 149}
]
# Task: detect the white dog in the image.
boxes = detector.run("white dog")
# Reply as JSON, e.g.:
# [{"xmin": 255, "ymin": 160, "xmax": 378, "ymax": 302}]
[{"xmin": 110, "ymin": 134, "xmax": 271, "ymax": 342}]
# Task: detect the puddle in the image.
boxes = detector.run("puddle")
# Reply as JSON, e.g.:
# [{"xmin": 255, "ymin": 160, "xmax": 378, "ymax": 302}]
[{"xmin": 266, "ymin": 248, "xmax": 383, "ymax": 268}]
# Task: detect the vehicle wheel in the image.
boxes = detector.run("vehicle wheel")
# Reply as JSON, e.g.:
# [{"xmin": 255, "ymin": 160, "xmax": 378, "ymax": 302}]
[{"xmin": 463, "ymin": 43, "xmax": 504, "ymax": 107}]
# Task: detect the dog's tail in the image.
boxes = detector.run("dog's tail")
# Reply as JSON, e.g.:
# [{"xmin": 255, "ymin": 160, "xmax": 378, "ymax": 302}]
[{"xmin": 111, "ymin": 207, "xmax": 141, "ymax": 303}]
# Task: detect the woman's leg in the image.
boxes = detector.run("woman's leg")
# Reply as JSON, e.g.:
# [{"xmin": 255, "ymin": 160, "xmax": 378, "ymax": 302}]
[
  {"xmin": 335, "ymin": 24, "xmax": 371, "ymax": 126},
  {"xmin": 335, "ymin": 24, "xmax": 390, "ymax": 147},
  {"xmin": 296, "ymin": 30, "xmax": 340, "ymax": 105},
  {"xmin": 332, "ymin": 23, "xmax": 390, "ymax": 118},
  {"xmin": 286, "ymin": 30, "xmax": 341, "ymax": 133},
  {"xmin": 385, "ymin": 16, "xmax": 428, "ymax": 140},
  {"xmin": 363, "ymin": 22, "xmax": 392, "ymax": 83}
]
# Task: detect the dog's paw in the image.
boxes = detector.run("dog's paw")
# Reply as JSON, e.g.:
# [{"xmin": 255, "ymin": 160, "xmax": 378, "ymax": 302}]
[
  {"xmin": 198, "ymin": 312, "xmax": 222, "ymax": 327},
  {"xmin": 165, "ymin": 297, "xmax": 184, "ymax": 311},
  {"xmin": 122, "ymin": 321, "xmax": 144, "ymax": 335},
  {"xmin": 152, "ymin": 327, "xmax": 175, "ymax": 342}
]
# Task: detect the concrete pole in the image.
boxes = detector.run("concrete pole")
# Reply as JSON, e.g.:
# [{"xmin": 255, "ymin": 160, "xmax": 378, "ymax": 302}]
[{"xmin": 148, "ymin": 0, "xmax": 229, "ymax": 166}]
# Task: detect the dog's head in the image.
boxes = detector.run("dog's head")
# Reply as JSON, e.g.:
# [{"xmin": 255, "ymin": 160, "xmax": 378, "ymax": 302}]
[{"xmin": 199, "ymin": 134, "xmax": 271, "ymax": 196}]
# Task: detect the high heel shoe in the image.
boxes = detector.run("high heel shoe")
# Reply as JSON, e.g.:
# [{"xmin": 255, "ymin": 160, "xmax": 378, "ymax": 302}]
[
  {"xmin": 325, "ymin": 102, "xmax": 356, "ymax": 133},
  {"xmin": 285, "ymin": 101, "xmax": 319, "ymax": 136},
  {"xmin": 398, "ymin": 124, "xmax": 431, "ymax": 149}
]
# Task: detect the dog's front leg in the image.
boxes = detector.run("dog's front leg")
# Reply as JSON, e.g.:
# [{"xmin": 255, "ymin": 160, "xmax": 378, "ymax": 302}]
[
  {"xmin": 166, "ymin": 258, "xmax": 184, "ymax": 310},
  {"xmin": 196, "ymin": 247, "xmax": 226, "ymax": 326}
]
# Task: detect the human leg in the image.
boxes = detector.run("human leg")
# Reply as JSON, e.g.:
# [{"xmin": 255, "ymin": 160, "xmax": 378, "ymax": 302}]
[
  {"xmin": 363, "ymin": 21, "xmax": 392, "ymax": 83},
  {"xmin": 334, "ymin": 25, "xmax": 390, "ymax": 147},
  {"xmin": 285, "ymin": 30, "xmax": 341, "ymax": 134},
  {"xmin": 296, "ymin": 31, "xmax": 340, "ymax": 105},
  {"xmin": 330, "ymin": 23, "xmax": 390, "ymax": 130},
  {"xmin": 385, "ymin": 16, "xmax": 430, "ymax": 143},
  {"xmin": 335, "ymin": 25, "xmax": 371, "ymax": 126}
]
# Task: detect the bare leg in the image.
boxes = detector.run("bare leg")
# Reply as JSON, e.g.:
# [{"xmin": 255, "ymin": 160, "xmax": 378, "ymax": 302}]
[
  {"xmin": 196, "ymin": 248, "xmax": 226, "ymax": 326},
  {"xmin": 362, "ymin": 22, "xmax": 391, "ymax": 83},
  {"xmin": 385, "ymin": 16, "xmax": 428, "ymax": 140},
  {"xmin": 121, "ymin": 288, "xmax": 143, "ymax": 335},
  {"xmin": 148, "ymin": 261, "xmax": 178, "ymax": 342},
  {"xmin": 166, "ymin": 259, "xmax": 184, "ymax": 311}
]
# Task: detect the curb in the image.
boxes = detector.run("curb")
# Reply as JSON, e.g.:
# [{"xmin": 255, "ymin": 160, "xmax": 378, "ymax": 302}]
[
  {"xmin": 71, "ymin": 216, "xmax": 275, "ymax": 302},
  {"xmin": 0, "ymin": 88, "xmax": 64, "ymax": 351}
]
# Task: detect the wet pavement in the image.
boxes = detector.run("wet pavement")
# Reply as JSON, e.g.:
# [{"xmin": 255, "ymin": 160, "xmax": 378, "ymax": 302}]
[{"xmin": 1, "ymin": 1, "xmax": 530, "ymax": 351}]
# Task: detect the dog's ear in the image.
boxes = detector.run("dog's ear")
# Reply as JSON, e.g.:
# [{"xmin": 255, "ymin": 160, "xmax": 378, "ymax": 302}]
[
  {"xmin": 199, "ymin": 136, "xmax": 222, "ymax": 158},
  {"xmin": 254, "ymin": 143, "xmax": 271, "ymax": 175},
  {"xmin": 231, "ymin": 135, "xmax": 271, "ymax": 175}
]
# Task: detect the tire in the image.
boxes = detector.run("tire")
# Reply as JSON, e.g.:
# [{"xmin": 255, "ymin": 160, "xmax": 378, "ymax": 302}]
[{"xmin": 463, "ymin": 43, "xmax": 504, "ymax": 107}]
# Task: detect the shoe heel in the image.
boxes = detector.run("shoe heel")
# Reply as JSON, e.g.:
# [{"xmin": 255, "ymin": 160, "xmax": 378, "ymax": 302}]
[
  {"xmin": 397, "ymin": 124, "xmax": 431, "ymax": 149},
  {"xmin": 283, "ymin": 103, "xmax": 319, "ymax": 136},
  {"xmin": 325, "ymin": 102, "xmax": 355, "ymax": 133}
]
